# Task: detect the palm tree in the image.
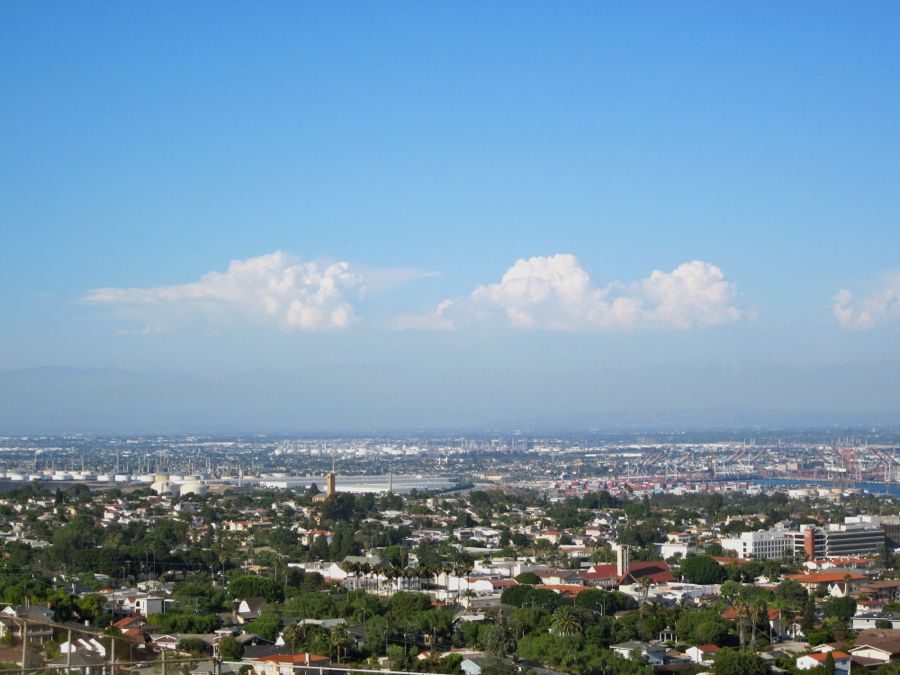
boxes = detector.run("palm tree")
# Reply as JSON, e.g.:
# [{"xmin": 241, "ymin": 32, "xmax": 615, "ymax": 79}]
[
  {"xmin": 734, "ymin": 598, "xmax": 749, "ymax": 647},
  {"xmin": 414, "ymin": 565, "xmax": 428, "ymax": 590},
  {"xmin": 773, "ymin": 599, "xmax": 795, "ymax": 640},
  {"xmin": 842, "ymin": 573, "xmax": 853, "ymax": 597},
  {"xmin": 455, "ymin": 562, "xmax": 473, "ymax": 600},
  {"xmin": 384, "ymin": 567, "xmax": 398, "ymax": 596},
  {"xmin": 402, "ymin": 566, "xmax": 414, "ymax": 591},
  {"xmin": 550, "ymin": 608, "xmax": 583, "ymax": 637},
  {"xmin": 639, "ymin": 576, "xmax": 652, "ymax": 616},
  {"xmin": 751, "ymin": 600, "xmax": 768, "ymax": 647},
  {"xmin": 426, "ymin": 565, "xmax": 439, "ymax": 590},
  {"xmin": 445, "ymin": 563, "xmax": 457, "ymax": 598},
  {"xmin": 330, "ymin": 626, "xmax": 351, "ymax": 664},
  {"xmin": 342, "ymin": 561, "xmax": 361, "ymax": 591},
  {"xmin": 283, "ymin": 622, "xmax": 304, "ymax": 656}
]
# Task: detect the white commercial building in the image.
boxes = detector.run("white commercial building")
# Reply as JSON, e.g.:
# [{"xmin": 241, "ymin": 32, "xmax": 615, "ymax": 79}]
[{"xmin": 720, "ymin": 529, "xmax": 792, "ymax": 560}]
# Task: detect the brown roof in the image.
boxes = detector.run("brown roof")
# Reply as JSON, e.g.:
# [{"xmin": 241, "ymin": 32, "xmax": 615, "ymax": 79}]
[
  {"xmin": 852, "ymin": 629, "xmax": 900, "ymax": 656},
  {"xmin": 787, "ymin": 572, "xmax": 865, "ymax": 583},
  {"xmin": 581, "ymin": 560, "xmax": 674, "ymax": 585},
  {"xmin": 114, "ymin": 615, "xmax": 145, "ymax": 629},
  {"xmin": 535, "ymin": 584, "xmax": 591, "ymax": 596}
]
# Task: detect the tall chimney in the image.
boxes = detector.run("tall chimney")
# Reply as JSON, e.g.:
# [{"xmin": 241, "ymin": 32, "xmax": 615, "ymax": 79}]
[
  {"xmin": 616, "ymin": 545, "xmax": 630, "ymax": 577},
  {"xmin": 804, "ymin": 526, "xmax": 816, "ymax": 560}
]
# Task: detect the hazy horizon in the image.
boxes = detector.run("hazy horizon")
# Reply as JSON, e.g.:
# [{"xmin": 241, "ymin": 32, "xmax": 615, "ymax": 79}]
[{"xmin": 2, "ymin": 364, "xmax": 900, "ymax": 435}]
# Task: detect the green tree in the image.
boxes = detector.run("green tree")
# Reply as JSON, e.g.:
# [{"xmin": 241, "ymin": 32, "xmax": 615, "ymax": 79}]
[
  {"xmin": 775, "ymin": 579, "xmax": 808, "ymax": 604},
  {"xmin": 801, "ymin": 594, "xmax": 817, "ymax": 633},
  {"xmin": 679, "ymin": 556, "xmax": 727, "ymax": 584},
  {"xmin": 574, "ymin": 588, "xmax": 636, "ymax": 615},
  {"xmin": 177, "ymin": 638, "xmax": 209, "ymax": 656},
  {"xmin": 386, "ymin": 644, "xmax": 407, "ymax": 671},
  {"xmin": 246, "ymin": 613, "xmax": 281, "ymax": 641},
  {"xmin": 823, "ymin": 596, "xmax": 856, "ymax": 623},
  {"xmin": 549, "ymin": 607, "xmax": 582, "ymax": 637},
  {"xmin": 713, "ymin": 648, "xmax": 767, "ymax": 675},
  {"xmin": 514, "ymin": 572, "xmax": 541, "ymax": 585},
  {"xmin": 229, "ymin": 575, "xmax": 282, "ymax": 602},
  {"xmin": 676, "ymin": 609, "xmax": 729, "ymax": 645},
  {"xmin": 482, "ymin": 624, "xmax": 511, "ymax": 658},
  {"xmin": 501, "ymin": 585, "xmax": 534, "ymax": 608},
  {"xmin": 219, "ymin": 636, "xmax": 242, "ymax": 661}
]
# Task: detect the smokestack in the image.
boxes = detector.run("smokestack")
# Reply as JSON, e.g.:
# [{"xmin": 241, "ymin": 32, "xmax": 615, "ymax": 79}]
[{"xmin": 616, "ymin": 545, "xmax": 630, "ymax": 577}]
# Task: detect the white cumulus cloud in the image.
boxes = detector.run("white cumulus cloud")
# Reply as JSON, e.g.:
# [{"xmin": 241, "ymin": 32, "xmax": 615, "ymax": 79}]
[
  {"xmin": 84, "ymin": 251, "xmax": 365, "ymax": 331},
  {"xmin": 833, "ymin": 273, "xmax": 900, "ymax": 330},
  {"xmin": 401, "ymin": 254, "xmax": 747, "ymax": 331}
]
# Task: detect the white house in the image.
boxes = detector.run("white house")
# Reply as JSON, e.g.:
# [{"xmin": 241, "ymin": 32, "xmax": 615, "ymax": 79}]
[
  {"xmin": 686, "ymin": 644, "xmax": 719, "ymax": 665},
  {"xmin": 135, "ymin": 596, "xmax": 165, "ymax": 616},
  {"xmin": 610, "ymin": 641, "xmax": 666, "ymax": 665},
  {"xmin": 796, "ymin": 651, "xmax": 851, "ymax": 673},
  {"xmin": 849, "ymin": 633, "xmax": 900, "ymax": 665},
  {"xmin": 236, "ymin": 597, "xmax": 266, "ymax": 622},
  {"xmin": 852, "ymin": 612, "xmax": 900, "ymax": 631}
]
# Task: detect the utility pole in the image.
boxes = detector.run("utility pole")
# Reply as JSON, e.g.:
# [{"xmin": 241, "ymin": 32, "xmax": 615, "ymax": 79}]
[
  {"xmin": 110, "ymin": 634, "xmax": 116, "ymax": 675},
  {"xmin": 66, "ymin": 629, "xmax": 72, "ymax": 675},
  {"xmin": 20, "ymin": 619, "xmax": 27, "ymax": 675},
  {"xmin": 162, "ymin": 647, "xmax": 167, "ymax": 675}
]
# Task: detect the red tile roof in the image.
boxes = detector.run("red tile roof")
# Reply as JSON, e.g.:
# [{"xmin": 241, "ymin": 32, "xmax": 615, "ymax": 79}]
[
  {"xmin": 582, "ymin": 560, "xmax": 674, "ymax": 584},
  {"xmin": 787, "ymin": 572, "xmax": 865, "ymax": 584},
  {"xmin": 805, "ymin": 651, "xmax": 850, "ymax": 661},
  {"xmin": 113, "ymin": 615, "xmax": 144, "ymax": 629}
]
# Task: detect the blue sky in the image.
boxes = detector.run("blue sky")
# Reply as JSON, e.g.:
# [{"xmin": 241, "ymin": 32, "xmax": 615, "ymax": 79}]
[{"xmin": 2, "ymin": 2, "xmax": 900, "ymax": 431}]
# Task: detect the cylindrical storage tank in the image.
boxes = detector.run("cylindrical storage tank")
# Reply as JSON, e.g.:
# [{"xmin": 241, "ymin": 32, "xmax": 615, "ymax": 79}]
[{"xmin": 178, "ymin": 480, "xmax": 208, "ymax": 497}]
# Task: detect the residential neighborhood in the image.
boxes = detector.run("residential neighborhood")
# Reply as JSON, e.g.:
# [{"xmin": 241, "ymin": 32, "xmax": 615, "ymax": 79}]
[{"xmin": 0, "ymin": 475, "xmax": 898, "ymax": 675}]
